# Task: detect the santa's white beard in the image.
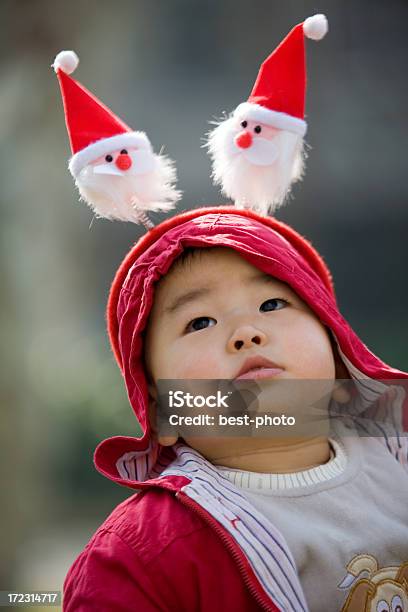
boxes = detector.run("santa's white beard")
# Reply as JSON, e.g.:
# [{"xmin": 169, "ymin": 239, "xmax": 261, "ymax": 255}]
[
  {"xmin": 207, "ymin": 116, "xmax": 306, "ymax": 215},
  {"xmin": 75, "ymin": 151, "xmax": 181, "ymax": 223}
]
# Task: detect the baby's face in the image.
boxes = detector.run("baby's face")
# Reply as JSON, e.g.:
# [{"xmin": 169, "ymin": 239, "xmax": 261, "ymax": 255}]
[
  {"xmin": 144, "ymin": 247, "xmax": 336, "ymax": 384},
  {"xmin": 144, "ymin": 246, "xmax": 342, "ymax": 461}
]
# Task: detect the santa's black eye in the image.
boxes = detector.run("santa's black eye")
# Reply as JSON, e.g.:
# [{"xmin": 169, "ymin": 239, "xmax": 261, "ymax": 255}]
[
  {"xmin": 105, "ymin": 155, "xmax": 113, "ymax": 162},
  {"xmin": 260, "ymin": 298, "xmax": 288, "ymax": 312},
  {"xmin": 254, "ymin": 125, "xmax": 262, "ymax": 134},
  {"xmin": 120, "ymin": 149, "xmax": 128, "ymax": 155},
  {"xmin": 241, "ymin": 120, "xmax": 248, "ymax": 128}
]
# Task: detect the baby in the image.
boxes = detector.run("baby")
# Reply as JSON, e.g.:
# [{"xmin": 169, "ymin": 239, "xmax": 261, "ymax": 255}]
[
  {"xmin": 54, "ymin": 15, "xmax": 408, "ymax": 612},
  {"xmin": 63, "ymin": 207, "xmax": 408, "ymax": 612}
]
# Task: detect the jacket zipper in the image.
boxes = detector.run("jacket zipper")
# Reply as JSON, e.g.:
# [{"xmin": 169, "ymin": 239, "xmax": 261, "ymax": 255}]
[{"xmin": 176, "ymin": 490, "xmax": 282, "ymax": 612}]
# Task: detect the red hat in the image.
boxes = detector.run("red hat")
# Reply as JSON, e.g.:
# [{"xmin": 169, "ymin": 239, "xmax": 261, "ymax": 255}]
[
  {"xmin": 233, "ymin": 14, "xmax": 328, "ymax": 136},
  {"xmin": 52, "ymin": 50, "xmax": 151, "ymax": 178}
]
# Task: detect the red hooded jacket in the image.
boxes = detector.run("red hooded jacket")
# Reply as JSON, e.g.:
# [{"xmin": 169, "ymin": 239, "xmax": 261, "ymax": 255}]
[{"xmin": 63, "ymin": 207, "xmax": 408, "ymax": 611}]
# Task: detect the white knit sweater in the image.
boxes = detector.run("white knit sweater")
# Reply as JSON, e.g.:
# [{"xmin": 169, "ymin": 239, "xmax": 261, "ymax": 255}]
[{"xmin": 214, "ymin": 419, "xmax": 408, "ymax": 611}]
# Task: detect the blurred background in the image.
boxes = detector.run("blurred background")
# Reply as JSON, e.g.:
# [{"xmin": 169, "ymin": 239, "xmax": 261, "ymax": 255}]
[{"xmin": 1, "ymin": 0, "xmax": 407, "ymax": 608}]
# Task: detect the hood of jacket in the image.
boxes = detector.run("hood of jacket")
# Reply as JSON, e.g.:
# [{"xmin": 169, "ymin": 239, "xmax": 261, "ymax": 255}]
[{"xmin": 94, "ymin": 205, "xmax": 408, "ymax": 491}]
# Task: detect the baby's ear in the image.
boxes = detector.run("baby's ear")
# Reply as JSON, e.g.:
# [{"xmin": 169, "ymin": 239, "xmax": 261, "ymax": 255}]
[
  {"xmin": 146, "ymin": 379, "xmax": 178, "ymax": 446},
  {"xmin": 328, "ymin": 331, "xmax": 352, "ymax": 404},
  {"xmin": 334, "ymin": 351, "xmax": 350, "ymax": 381},
  {"xmin": 332, "ymin": 381, "xmax": 351, "ymax": 404},
  {"xmin": 147, "ymin": 380, "xmax": 158, "ymax": 402},
  {"xmin": 146, "ymin": 380, "xmax": 158, "ymax": 433},
  {"xmin": 326, "ymin": 329, "xmax": 350, "ymax": 380}
]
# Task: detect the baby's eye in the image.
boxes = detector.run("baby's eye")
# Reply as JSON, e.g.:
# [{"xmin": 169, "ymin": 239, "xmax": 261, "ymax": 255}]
[
  {"xmin": 185, "ymin": 316, "xmax": 217, "ymax": 333},
  {"xmin": 260, "ymin": 298, "xmax": 288, "ymax": 312}
]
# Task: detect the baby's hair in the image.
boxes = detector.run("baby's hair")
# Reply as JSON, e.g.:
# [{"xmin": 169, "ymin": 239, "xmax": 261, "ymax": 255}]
[{"xmin": 170, "ymin": 246, "xmax": 217, "ymax": 272}]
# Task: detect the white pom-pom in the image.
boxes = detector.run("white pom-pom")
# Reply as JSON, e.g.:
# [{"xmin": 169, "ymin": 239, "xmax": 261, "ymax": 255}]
[
  {"xmin": 52, "ymin": 50, "xmax": 79, "ymax": 74},
  {"xmin": 303, "ymin": 14, "xmax": 328, "ymax": 41}
]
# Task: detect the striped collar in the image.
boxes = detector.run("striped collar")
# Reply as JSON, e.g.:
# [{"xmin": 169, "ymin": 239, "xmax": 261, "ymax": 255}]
[{"xmin": 159, "ymin": 441, "xmax": 309, "ymax": 612}]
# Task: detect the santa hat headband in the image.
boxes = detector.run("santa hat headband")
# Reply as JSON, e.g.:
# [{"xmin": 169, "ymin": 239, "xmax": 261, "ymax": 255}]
[
  {"xmin": 53, "ymin": 51, "xmax": 150, "ymax": 179},
  {"xmin": 234, "ymin": 14, "xmax": 328, "ymax": 136},
  {"xmin": 52, "ymin": 14, "xmax": 328, "ymax": 225}
]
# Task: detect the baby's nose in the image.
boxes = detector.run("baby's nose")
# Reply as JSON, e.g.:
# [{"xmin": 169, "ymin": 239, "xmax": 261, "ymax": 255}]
[
  {"xmin": 116, "ymin": 153, "xmax": 132, "ymax": 171},
  {"xmin": 234, "ymin": 130, "xmax": 253, "ymax": 149},
  {"xmin": 227, "ymin": 325, "xmax": 267, "ymax": 352}
]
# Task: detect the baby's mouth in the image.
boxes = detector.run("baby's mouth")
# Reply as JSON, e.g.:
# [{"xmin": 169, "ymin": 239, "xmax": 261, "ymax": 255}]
[
  {"xmin": 235, "ymin": 366, "xmax": 284, "ymax": 381},
  {"xmin": 234, "ymin": 356, "xmax": 284, "ymax": 381}
]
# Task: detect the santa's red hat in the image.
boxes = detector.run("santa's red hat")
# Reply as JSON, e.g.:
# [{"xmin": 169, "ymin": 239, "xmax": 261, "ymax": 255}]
[
  {"xmin": 233, "ymin": 14, "xmax": 328, "ymax": 137},
  {"xmin": 53, "ymin": 50, "xmax": 151, "ymax": 179}
]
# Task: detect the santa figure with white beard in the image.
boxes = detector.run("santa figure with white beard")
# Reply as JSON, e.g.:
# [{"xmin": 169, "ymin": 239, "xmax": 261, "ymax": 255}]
[
  {"xmin": 53, "ymin": 51, "xmax": 181, "ymax": 229},
  {"xmin": 206, "ymin": 14, "xmax": 328, "ymax": 215}
]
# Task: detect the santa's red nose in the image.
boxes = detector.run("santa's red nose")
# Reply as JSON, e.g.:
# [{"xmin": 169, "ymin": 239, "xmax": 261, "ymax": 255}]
[
  {"xmin": 116, "ymin": 154, "xmax": 132, "ymax": 171},
  {"xmin": 235, "ymin": 131, "xmax": 253, "ymax": 149}
]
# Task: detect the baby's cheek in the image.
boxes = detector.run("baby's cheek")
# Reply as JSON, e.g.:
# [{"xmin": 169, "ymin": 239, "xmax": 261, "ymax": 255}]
[
  {"xmin": 177, "ymin": 352, "xmax": 222, "ymax": 379},
  {"xmin": 287, "ymin": 320, "xmax": 335, "ymax": 379}
]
